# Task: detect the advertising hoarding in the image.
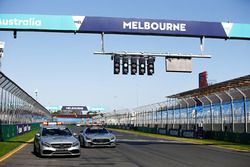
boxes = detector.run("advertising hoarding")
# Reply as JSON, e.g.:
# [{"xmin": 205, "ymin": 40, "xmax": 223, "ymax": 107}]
[{"xmin": 0, "ymin": 14, "xmax": 250, "ymax": 39}]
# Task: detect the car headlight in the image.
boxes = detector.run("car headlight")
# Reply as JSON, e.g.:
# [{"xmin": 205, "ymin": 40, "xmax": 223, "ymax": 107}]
[
  {"xmin": 41, "ymin": 141, "xmax": 51, "ymax": 147},
  {"xmin": 72, "ymin": 141, "xmax": 80, "ymax": 147},
  {"xmin": 111, "ymin": 136, "xmax": 116, "ymax": 140}
]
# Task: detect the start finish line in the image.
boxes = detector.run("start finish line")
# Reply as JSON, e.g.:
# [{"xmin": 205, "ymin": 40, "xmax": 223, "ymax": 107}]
[{"xmin": 0, "ymin": 14, "xmax": 250, "ymax": 40}]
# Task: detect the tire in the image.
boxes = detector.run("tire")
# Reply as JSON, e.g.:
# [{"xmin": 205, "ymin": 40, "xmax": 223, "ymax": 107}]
[
  {"xmin": 33, "ymin": 143, "xmax": 37, "ymax": 154},
  {"xmin": 84, "ymin": 140, "xmax": 88, "ymax": 148},
  {"xmin": 79, "ymin": 136, "xmax": 83, "ymax": 147},
  {"xmin": 37, "ymin": 145, "xmax": 42, "ymax": 157}
]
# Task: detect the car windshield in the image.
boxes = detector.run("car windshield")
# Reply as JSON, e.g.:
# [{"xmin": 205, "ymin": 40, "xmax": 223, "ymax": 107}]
[
  {"xmin": 42, "ymin": 127, "xmax": 72, "ymax": 136},
  {"xmin": 85, "ymin": 128, "xmax": 109, "ymax": 134}
]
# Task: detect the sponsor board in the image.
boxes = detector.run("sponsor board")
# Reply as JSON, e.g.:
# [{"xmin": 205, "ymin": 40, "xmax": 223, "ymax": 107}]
[
  {"xmin": 0, "ymin": 14, "xmax": 250, "ymax": 39},
  {"xmin": 182, "ymin": 130, "xmax": 195, "ymax": 138},
  {"xmin": 16, "ymin": 124, "xmax": 31, "ymax": 135},
  {"xmin": 169, "ymin": 129, "xmax": 179, "ymax": 136},
  {"xmin": 158, "ymin": 128, "xmax": 167, "ymax": 135},
  {"xmin": 62, "ymin": 106, "xmax": 87, "ymax": 111}
]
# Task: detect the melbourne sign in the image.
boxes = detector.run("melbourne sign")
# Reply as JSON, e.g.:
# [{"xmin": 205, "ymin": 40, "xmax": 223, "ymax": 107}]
[{"xmin": 0, "ymin": 14, "xmax": 250, "ymax": 39}]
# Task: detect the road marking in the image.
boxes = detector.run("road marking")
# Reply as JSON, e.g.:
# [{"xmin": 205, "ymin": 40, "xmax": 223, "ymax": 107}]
[{"xmin": 0, "ymin": 138, "xmax": 34, "ymax": 163}]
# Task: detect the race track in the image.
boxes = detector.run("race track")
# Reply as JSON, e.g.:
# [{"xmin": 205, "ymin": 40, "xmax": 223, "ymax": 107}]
[{"xmin": 0, "ymin": 127, "xmax": 249, "ymax": 167}]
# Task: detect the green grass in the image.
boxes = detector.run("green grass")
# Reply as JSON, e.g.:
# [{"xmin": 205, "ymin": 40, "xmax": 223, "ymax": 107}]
[
  {"xmin": 66, "ymin": 124, "xmax": 76, "ymax": 128},
  {"xmin": 110, "ymin": 128, "xmax": 250, "ymax": 152},
  {"xmin": 0, "ymin": 130, "xmax": 38, "ymax": 158}
]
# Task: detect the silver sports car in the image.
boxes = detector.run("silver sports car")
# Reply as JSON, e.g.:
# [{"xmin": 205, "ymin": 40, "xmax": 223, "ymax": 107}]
[
  {"xmin": 79, "ymin": 126, "xmax": 116, "ymax": 147},
  {"xmin": 34, "ymin": 124, "xmax": 80, "ymax": 157}
]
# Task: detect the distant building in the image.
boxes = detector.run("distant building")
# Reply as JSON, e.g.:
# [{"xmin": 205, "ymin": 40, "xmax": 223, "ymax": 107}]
[
  {"xmin": 199, "ymin": 71, "xmax": 208, "ymax": 88},
  {"xmin": 61, "ymin": 106, "xmax": 88, "ymax": 115}
]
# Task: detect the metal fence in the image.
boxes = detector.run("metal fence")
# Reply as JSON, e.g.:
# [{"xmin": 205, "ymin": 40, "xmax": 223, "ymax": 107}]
[
  {"xmin": 100, "ymin": 86, "xmax": 250, "ymax": 133},
  {"xmin": 0, "ymin": 72, "xmax": 51, "ymax": 124}
]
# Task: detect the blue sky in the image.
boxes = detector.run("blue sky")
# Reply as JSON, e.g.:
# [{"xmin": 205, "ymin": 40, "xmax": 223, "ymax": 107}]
[{"xmin": 0, "ymin": 0, "xmax": 249, "ymax": 111}]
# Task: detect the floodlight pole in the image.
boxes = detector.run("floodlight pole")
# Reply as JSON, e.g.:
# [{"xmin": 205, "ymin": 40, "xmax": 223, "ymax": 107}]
[{"xmin": 34, "ymin": 89, "xmax": 38, "ymax": 101}]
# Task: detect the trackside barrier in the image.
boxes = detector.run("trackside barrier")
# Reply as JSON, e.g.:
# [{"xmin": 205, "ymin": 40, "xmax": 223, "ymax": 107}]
[
  {"xmin": 107, "ymin": 125, "xmax": 250, "ymax": 144},
  {"xmin": 158, "ymin": 128, "xmax": 167, "ymax": 135},
  {"xmin": 169, "ymin": 129, "xmax": 180, "ymax": 136},
  {"xmin": 0, "ymin": 123, "xmax": 40, "ymax": 141},
  {"xmin": 102, "ymin": 85, "xmax": 250, "ymax": 134},
  {"xmin": 137, "ymin": 127, "xmax": 157, "ymax": 134},
  {"xmin": 0, "ymin": 124, "xmax": 16, "ymax": 141},
  {"xmin": 106, "ymin": 125, "xmax": 158, "ymax": 134},
  {"xmin": 182, "ymin": 130, "xmax": 196, "ymax": 138},
  {"xmin": 204, "ymin": 131, "xmax": 250, "ymax": 145},
  {"xmin": 16, "ymin": 124, "xmax": 31, "ymax": 135}
]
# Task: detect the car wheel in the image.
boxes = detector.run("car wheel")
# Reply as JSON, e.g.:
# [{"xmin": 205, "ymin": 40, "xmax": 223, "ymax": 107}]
[
  {"xmin": 84, "ymin": 140, "xmax": 88, "ymax": 148},
  {"xmin": 33, "ymin": 143, "xmax": 37, "ymax": 154},
  {"xmin": 37, "ymin": 145, "xmax": 42, "ymax": 157},
  {"xmin": 79, "ymin": 136, "xmax": 83, "ymax": 147}
]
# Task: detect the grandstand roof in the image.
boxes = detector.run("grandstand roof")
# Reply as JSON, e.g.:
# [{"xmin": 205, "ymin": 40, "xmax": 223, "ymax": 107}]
[{"xmin": 167, "ymin": 75, "xmax": 250, "ymax": 99}]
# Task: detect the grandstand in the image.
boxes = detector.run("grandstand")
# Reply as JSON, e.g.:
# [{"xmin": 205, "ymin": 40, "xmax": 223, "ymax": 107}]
[{"xmin": 102, "ymin": 75, "xmax": 250, "ymax": 134}]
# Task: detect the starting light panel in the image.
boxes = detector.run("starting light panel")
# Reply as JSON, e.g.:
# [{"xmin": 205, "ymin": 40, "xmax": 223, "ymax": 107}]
[
  {"xmin": 130, "ymin": 57, "xmax": 137, "ymax": 75},
  {"xmin": 113, "ymin": 55, "xmax": 120, "ymax": 74},
  {"xmin": 139, "ymin": 57, "xmax": 146, "ymax": 75},
  {"xmin": 122, "ymin": 57, "xmax": 129, "ymax": 74},
  {"xmin": 147, "ymin": 57, "xmax": 155, "ymax": 75}
]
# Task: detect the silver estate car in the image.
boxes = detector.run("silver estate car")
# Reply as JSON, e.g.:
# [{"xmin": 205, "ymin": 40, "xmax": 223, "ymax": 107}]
[
  {"xmin": 34, "ymin": 124, "xmax": 80, "ymax": 157},
  {"xmin": 79, "ymin": 126, "xmax": 116, "ymax": 148}
]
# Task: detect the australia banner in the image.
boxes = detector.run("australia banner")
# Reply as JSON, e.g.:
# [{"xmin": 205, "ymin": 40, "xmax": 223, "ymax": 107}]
[{"xmin": 0, "ymin": 14, "xmax": 250, "ymax": 39}]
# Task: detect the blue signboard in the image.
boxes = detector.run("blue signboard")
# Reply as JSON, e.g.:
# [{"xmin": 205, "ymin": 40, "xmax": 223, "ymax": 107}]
[
  {"xmin": 0, "ymin": 14, "xmax": 250, "ymax": 39},
  {"xmin": 16, "ymin": 124, "xmax": 31, "ymax": 135}
]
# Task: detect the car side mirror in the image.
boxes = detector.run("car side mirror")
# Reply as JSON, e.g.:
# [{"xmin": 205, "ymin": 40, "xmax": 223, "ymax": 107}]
[
  {"xmin": 36, "ymin": 133, "xmax": 40, "ymax": 138},
  {"xmin": 109, "ymin": 130, "xmax": 113, "ymax": 133}
]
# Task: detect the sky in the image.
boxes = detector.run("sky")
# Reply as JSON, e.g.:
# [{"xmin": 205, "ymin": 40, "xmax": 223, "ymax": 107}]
[{"xmin": 0, "ymin": 0, "xmax": 249, "ymax": 112}]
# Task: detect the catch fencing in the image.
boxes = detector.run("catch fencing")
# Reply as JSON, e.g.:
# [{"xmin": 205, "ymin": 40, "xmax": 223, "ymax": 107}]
[
  {"xmin": 0, "ymin": 72, "xmax": 51, "ymax": 124},
  {"xmin": 101, "ymin": 86, "xmax": 250, "ymax": 134}
]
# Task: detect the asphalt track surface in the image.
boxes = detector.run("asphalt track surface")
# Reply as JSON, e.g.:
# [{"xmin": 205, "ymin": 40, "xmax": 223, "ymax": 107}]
[{"xmin": 0, "ymin": 127, "xmax": 250, "ymax": 167}]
